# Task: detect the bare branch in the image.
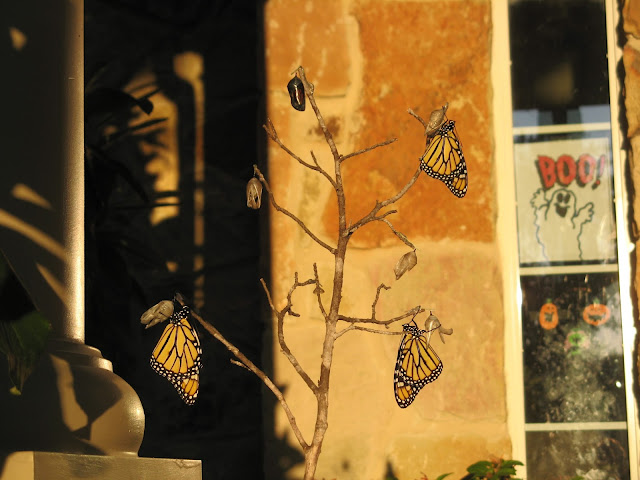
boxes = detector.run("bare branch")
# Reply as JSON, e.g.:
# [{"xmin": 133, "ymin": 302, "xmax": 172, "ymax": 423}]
[
  {"xmin": 253, "ymin": 164, "xmax": 336, "ymax": 254},
  {"xmin": 373, "ymin": 209, "xmax": 397, "ymax": 222},
  {"xmin": 312, "ymin": 263, "xmax": 328, "ymax": 320},
  {"xmin": 372, "ymin": 283, "xmax": 390, "ymax": 321},
  {"xmin": 309, "ymin": 151, "xmax": 338, "ymax": 189},
  {"xmin": 407, "ymin": 108, "xmax": 428, "ymax": 129},
  {"xmin": 262, "ymin": 118, "xmax": 337, "ymax": 189},
  {"xmin": 191, "ymin": 310, "xmax": 309, "ymax": 451},
  {"xmin": 338, "ymin": 305, "xmax": 424, "ymax": 326},
  {"xmin": 296, "ymin": 67, "xmax": 340, "ymax": 164},
  {"xmin": 260, "ymin": 278, "xmax": 277, "ymax": 313},
  {"xmin": 340, "ymin": 138, "xmax": 398, "ymax": 162},
  {"xmin": 377, "ymin": 218, "xmax": 416, "ymax": 250},
  {"xmin": 334, "ymin": 324, "xmax": 405, "ymax": 339},
  {"xmin": 276, "ymin": 306, "xmax": 318, "ymax": 393},
  {"xmin": 345, "ymin": 167, "xmax": 421, "ymax": 237},
  {"xmin": 263, "ymin": 274, "xmax": 320, "ymax": 393},
  {"xmin": 230, "ymin": 359, "xmax": 251, "ymax": 371}
]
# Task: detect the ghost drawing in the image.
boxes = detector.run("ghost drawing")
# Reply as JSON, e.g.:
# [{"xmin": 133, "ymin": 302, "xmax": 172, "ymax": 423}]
[{"xmin": 531, "ymin": 188, "xmax": 594, "ymax": 262}]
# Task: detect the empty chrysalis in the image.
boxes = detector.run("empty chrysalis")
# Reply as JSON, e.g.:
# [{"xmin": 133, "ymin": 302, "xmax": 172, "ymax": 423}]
[
  {"xmin": 246, "ymin": 177, "xmax": 262, "ymax": 209},
  {"xmin": 424, "ymin": 102, "xmax": 449, "ymax": 140}
]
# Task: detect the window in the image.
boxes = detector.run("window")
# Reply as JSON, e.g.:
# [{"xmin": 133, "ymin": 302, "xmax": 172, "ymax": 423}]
[{"xmin": 493, "ymin": 0, "xmax": 638, "ymax": 478}]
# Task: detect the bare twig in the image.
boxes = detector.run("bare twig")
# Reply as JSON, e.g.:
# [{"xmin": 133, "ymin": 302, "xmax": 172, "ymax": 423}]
[
  {"xmin": 296, "ymin": 67, "xmax": 340, "ymax": 163},
  {"xmin": 260, "ymin": 277, "xmax": 319, "ymax": 393},
  {"xmin": 378, "ymin": 218, "xmax": 416, "ymax": 250},
  {"xmin": 340, "ymin": 138, "xmax": 398, "ymax": 162},
  {"xmin": 334, "ymin": 324, "xmax": 405, "ymax": 339},
  {"xmin": 190, "ymin": 310, "xmax": 309, "ymax": 451},
  {"xmin": 307, "ymin": 151, "xmax": 338, "ymax": 189},
  {"xmin": 262, "ymin": 118, "xmax": 337, "ymax": 188},
  {"xmin": 407, "ymin": 108, "xmax": 428, "ymax": 129},
  {"xmin": 345, "ymin": 167, "xmax": 422, "ymax": 237},
  {"xmin": 312, "ymin": 263, "xmax": 328, "ymax": 320},
  {"xmin": 338, "ymin": 305, "xmax": 424, "ymax": 326},
  {"xmin": 230, "ymin": 359, "xmax": 251, "ymax": 371},
  {"xmin": 260, "ymin": 278, "xmax": 277, "ymax": 313},
  {"xmin": 372, "ymin": 283, "xmax": 391, "ymax": 321},
  {"xmin": 253, "ymin": 164, "xmax": 336, "ymax": 254}
]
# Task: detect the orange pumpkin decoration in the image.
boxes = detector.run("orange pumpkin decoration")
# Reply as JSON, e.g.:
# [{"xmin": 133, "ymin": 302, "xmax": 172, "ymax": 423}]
[
  {"xmin": 583, "ymin": 300, "xmax": 610, "ymax": 326},
  {"xmin": 539, "ymin": 301, "xmax": 559, "ymax": 330}
]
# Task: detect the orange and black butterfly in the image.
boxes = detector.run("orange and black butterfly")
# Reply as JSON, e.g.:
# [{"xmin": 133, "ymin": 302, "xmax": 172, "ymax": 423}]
[
  {"xmin": 420, "ymin": 119, "xmax": 468, "ymax": 198},
  {"xmin": 146, "ymin": 300, "xmax": 202, "ymax": 405},
  {"xmin": 393, "ymin": 319, "xmax": 443, "ymax": 408}
]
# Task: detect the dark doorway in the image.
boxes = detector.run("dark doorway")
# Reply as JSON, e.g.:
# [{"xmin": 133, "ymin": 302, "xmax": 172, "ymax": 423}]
[{"xmin": 84, "ymin": 2, "xmax": 269, "ymax": 478}]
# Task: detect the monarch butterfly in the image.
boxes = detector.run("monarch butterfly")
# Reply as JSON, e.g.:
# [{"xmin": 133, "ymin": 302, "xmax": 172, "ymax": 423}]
[
  {"xmin": 420, "ymin": 119, "xmax": 468, "ymax": 198},
  {"xmin": 393, "ymin": 319, "xmax": 443, "ymax": 408},
  {"xmin": 149, "ymin": 304, "xmax": 202, "ymax": 405}
]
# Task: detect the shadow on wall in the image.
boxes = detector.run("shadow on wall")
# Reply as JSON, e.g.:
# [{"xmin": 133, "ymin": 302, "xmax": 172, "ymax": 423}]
[
  {"xmin": 0, "ymin": 0, "xmax": 303, "ymax": 479},
  {"xmin": 83, "ymin": 0, "xmax": 286, "ymax": 478}
]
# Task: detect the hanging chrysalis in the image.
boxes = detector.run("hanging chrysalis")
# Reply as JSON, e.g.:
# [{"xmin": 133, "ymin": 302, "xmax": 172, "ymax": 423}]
[
  {"xmin": 246, "ymin": 177, "xmax": 262, "ymax": 209},
  {"xmin": 424, "ymin": 102, "xmax": 449, "ymax": 140},
  {"xmin": 140, "ymin": 299, "xmax": 174, "ymax": 329},
  {"xmin": 287, "ymin": 76, "xmax": 305, "ymax": 111},
  {"xmin": 393, "ymin": 250, "xmax": 417, "ymax": 280}
]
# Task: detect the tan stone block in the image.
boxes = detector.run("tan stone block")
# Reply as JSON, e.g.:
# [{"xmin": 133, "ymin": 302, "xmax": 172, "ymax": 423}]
[
  {"xmin": 624, "ymin": 0, "xmax": 640, "ymax": 39},
  {"xmin": 322, "ymin": 0, "xmax": 493, "ymax": 247},
  {"xmin": 268, "ymin": 238, "xmax": 507, "ymax": 478},
  {"xmin": 387, "ymin": 427, "xmax": 512, "ymax": 480},
  {"xmin": 624, "ymin": 44, "xmax": 640, "ymax": 137},
  {"xmin": 265, "ymin": 0, "xmax": 350, "ymax": 95}
]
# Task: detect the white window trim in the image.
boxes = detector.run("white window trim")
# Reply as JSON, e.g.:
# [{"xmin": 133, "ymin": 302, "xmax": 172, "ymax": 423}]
[{"xmin": 492, "ymin": 0, "xmax": 639, "ymax": 477}]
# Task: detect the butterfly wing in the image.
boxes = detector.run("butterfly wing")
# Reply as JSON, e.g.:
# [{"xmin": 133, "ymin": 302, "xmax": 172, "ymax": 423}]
[
  {"xmin": 174, "ymin": 372, "xmax": 200, "ymax": 405},
  {"xmin": 420, "ymin": 120, "xmax": 468, "ymax": 198},
  {"xmin": 393, "ymin": 322, "xmax": 443, "ymax": 408},
  {"xmin": 150, "ymin": 305, "xmax": 202, "ymax": 404}
]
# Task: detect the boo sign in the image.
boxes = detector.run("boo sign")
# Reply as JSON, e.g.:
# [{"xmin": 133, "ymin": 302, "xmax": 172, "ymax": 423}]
[
  {"xmin": 514, "ymin": 136, "xmax": 617, "ymax": 265},
  {"xmin": 536, "ymin": 153, "xmax": 607, "ymax": 190}
]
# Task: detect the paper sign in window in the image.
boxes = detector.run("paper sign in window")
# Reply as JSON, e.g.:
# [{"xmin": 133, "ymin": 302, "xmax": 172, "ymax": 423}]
[{"xmin": 514, "ymin": 136, "xmax": 617, "ymax": 266}]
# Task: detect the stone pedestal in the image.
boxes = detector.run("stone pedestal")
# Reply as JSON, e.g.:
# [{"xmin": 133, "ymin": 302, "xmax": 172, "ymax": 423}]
[
  {"xmin": 0, "ymin": 1, "xmax": 202, "ymax": 478},
  {"xmin": 1, "ymin": 452, "xmax": 201, "ymax": 480}
]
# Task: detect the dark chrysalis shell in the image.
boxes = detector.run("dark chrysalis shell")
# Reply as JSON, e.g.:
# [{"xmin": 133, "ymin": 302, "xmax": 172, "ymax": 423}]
[{"xmin": 287, "ymin": 76, "xmax": 305, "ymax": 111}]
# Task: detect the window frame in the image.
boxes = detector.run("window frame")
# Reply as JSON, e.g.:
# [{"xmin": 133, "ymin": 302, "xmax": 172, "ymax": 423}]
[{"xmin": 491, "ymin": 0, "xmax": 639, "ymax": 477}]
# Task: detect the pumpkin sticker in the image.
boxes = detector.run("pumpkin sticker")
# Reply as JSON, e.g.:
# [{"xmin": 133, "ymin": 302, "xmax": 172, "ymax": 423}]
[
  {"xmin": 539, "ymin": 300, "xmax": 559, "ymax": 330},
  {"xmin": 583, "ymin": 299, "xmax": 611, "ymax": 326}
]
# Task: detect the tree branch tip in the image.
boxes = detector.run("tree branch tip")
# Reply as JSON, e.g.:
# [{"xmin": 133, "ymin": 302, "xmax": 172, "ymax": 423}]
[{"xmin": 230, "ymin": 359, "xmax": 251, "ymax": 372}]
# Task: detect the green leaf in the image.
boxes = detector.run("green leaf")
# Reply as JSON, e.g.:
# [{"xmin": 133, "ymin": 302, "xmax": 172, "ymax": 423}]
[
  {"xmin": 467, "ymin": 461, "xmax": 493, "ymax": 475},
  {"xmin": 435, "ymin": 473, "xmax": 453, "ymax": 480},
  {"xmin": 499, "ymin": 460, "xmax": 523, "ymax": 468},
  {"xmin": 495, "ymin": 467, "xmax": 516, "ymax": 477},
  {"xmin": 0, "ymin": 311, "xmax": 51, "ymax": 393}
]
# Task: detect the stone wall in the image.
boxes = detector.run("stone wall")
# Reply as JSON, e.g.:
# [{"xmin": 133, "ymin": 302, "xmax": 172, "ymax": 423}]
[
  {"xmin": 623, "ymin": 0, "xmax": 640, "ymax": 458},
  {"xmin": 624, "ymin": 2, "xmax": 640, "ymax": 293},
  {"xmin": 263, "ymin": 1, "xmax": 509, "ymax": 479}
]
